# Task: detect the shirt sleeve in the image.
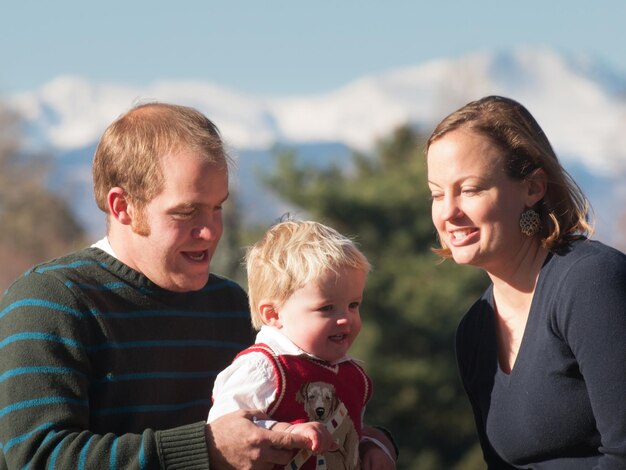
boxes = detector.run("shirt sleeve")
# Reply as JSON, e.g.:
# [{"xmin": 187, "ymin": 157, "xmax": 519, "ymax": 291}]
[
  {"xmin": 556, "ymin": 247, "xmax": 626, "ymax": 469},
  {"xmin": 207, "ymin": 350, "xmax": 278, "ymax": 423}
]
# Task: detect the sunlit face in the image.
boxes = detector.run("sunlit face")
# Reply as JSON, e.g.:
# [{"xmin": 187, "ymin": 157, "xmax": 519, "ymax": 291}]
[
  {"xmin": 427, "ymin": 129, "xmax": 529, "ymax": 272},
  {"xmin": 276, "ymin": 267, "xmax": 366, "ymax": 363},
  {"xmin": 120, "ymin": 151, "xmax": 228, "ymax": 292}
]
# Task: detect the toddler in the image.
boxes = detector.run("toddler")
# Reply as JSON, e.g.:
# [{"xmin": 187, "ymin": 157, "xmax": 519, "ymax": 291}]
[{"xmin": 208, "ymin": 220, "xmax": 384, "ymax": 469}]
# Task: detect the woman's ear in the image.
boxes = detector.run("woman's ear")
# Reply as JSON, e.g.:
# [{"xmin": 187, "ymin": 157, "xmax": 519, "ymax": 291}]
[
  {"xmin": 259, "ymin": 301, "xmax": 281, "ymax": 328},
  {"xmin": 526, "ymin": 168, "xmax": 547, "ymax": 207},
  {"xmin": 108, "ymin": 187, "xmax": 132, "ymax": 225}
]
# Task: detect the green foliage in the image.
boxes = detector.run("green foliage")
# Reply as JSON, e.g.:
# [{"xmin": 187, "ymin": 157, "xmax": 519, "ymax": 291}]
[
  {"xmin": 211, "ymin": 191, "xmax": 248, "ymax": 285},
  {"xmin": 264, "ymin": 125, "xmax": 489, "ymax": 469}
]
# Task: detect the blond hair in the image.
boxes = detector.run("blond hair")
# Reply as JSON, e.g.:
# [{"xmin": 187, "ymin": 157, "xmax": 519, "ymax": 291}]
[
  {"xmin": 246, "ymin": 219, "xmax": 371, "ymax": 330},
  {"xmin": 93, "ymin": 102, "xmax": 231, "ymax": 214}
]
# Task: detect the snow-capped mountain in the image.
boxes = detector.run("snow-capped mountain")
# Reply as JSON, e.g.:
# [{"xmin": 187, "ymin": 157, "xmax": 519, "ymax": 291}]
[{"xmin": 8, "ymin": 47, "xmax": 626, "ymax": 248}]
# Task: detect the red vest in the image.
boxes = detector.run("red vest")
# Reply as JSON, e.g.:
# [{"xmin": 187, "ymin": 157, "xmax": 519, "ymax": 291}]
[{"xmin": 236, "ymin": 343, "xmax": 373, "ymax": 469}]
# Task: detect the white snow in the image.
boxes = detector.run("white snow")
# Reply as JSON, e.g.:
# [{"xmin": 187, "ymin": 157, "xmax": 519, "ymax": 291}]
[{"xmin": 6, "ymin": 47, "xmax": 626, "ymax": 249}]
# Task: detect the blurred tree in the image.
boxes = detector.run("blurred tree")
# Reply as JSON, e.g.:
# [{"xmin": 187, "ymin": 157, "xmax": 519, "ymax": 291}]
[
  {"xmin": 210, "ymin": 191, "xmax": 250, "ymax": 286},
  {"xmin": 0, "ymin": 103, "xmax": 86, "ymax": 291},
  {"xmin": 264, "ymin": 125, "xmax": 489, "ymax": 469}
]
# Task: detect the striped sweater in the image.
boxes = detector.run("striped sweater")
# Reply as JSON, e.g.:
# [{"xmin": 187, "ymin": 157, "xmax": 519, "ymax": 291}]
[{"xmin": 0, "ymin": 247, "xmax": 252, "ymax": 469}]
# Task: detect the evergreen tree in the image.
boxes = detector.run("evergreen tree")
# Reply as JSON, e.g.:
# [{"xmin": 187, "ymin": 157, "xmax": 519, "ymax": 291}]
[
  {"xmin": 264, "ymin": 125, "xmax": 489, "ymax": 469},
  {"xmin": 210, "ymin": 191, "xmax": 248, "ymax": 284}
]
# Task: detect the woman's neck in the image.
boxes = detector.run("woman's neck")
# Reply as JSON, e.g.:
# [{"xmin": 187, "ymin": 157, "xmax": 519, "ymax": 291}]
[{"xmin": 488, "ymin": 241, "xmax": 549, "ymax": 373}]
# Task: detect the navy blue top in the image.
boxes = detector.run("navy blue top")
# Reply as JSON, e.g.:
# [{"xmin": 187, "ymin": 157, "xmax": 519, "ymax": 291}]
[{"xmin": 457, "ymin": 239, "xmax": 626, "ymax": 469}]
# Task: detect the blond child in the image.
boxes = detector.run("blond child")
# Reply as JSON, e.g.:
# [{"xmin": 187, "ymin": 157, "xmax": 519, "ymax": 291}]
[{"xmin": 207, "ymin": 220, "xmax": 394, "ymax": 469}]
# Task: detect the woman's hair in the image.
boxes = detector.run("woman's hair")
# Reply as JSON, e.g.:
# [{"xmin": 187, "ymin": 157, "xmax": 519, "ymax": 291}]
[
  {"xmin": 246, "ymin": 219, "xmax": 371, "ymax": 330},
  {"xmin": 426, "ymin": 95, "xmax": 593, "ymax": 256},
  {"xmin": 93, "ymin": 102, "xmax": 231, "ymax": 213}
]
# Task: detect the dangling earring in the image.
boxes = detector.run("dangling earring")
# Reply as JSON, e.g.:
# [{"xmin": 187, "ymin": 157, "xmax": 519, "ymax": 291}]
[{"xmin": 519, "ymin": 209, "xmax": 541, "ymax": 237}]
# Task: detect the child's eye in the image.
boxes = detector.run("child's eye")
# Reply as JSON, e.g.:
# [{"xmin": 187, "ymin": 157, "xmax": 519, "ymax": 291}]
[
  {"xmin": 318, "ymin": 305, "xmax": 333, "ymax": 312},
  {"xmin": 349, "ymin": 302, "xmax": 360, "ymax": 310}
]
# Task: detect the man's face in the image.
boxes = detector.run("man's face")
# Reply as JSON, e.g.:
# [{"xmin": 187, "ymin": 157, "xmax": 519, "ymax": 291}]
[{"xmin": 122, "ymin": 151, "xmax": 229, "ymax": 292}]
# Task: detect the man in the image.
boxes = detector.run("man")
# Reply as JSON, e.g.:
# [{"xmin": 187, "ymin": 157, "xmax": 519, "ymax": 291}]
[{"xmin": 0, "ymin": 103, "xmax": 395, "ymax": 469}]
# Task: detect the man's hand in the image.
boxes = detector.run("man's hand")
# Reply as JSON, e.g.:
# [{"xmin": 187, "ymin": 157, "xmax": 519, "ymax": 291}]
[{"xmin": 206, "ymin": 409, "xmax": 310, "ymax": 470}]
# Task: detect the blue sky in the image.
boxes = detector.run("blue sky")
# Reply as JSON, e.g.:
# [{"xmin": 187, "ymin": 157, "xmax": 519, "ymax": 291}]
[{"xmin": 3, "ymin": 1, "xmax": 626, "ymax": 96}]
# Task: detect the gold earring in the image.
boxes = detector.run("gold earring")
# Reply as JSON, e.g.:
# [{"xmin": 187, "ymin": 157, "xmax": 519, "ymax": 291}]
[{"xmin": 519, "ymin": 209, "xmax": 541, "ymax": 237}]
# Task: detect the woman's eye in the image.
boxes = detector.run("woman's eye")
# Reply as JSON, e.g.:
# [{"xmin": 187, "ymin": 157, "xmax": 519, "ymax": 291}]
[{"xmin": 462, "ymin": 188, "xmax": 480, "ymax": 195}]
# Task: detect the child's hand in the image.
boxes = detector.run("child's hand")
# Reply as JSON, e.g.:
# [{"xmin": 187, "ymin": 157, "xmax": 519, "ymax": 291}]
[
  {"xmin": 359, "ymin": 426, "xmax": 397, "ymax": 470},
  {"xmin": 360, "ymin": 439, "xmax": 397, "ymax": 470},
  {"xmin": 282, "ymin": 422, "xmax": 338, "ymax": 454}
]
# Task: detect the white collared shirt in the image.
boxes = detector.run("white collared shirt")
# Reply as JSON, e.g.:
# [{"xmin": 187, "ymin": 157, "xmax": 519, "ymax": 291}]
[
  {"xmin": 91, "ymin": 237, "xmax": 117, "ymax": 259},
  {"xmin": 207, "ymin": 326, "xmax": 353, "ymax": 424}
]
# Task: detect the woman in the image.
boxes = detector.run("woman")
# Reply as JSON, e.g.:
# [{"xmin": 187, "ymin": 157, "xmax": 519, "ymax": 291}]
[{"xmin": 426, "ymin": 95, "xmax": 626, "ymax": 469}]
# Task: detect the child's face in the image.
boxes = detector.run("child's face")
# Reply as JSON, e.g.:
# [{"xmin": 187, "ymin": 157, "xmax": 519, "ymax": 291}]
[{"xmin": 276, "ymin": 266, "xmax": 366, "ymax": 363}]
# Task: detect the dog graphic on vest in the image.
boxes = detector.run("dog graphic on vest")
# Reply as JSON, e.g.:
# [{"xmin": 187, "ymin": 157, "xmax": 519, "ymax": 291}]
[{"xmin": 293, "ymin": 381, "xmax": 360, "ymax": 470}]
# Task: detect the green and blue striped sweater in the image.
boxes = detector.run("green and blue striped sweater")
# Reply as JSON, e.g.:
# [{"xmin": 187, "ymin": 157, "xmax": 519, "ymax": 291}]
[{"xmin": 0, "ymin": 247, "xmax": 253, "ymax": 469}]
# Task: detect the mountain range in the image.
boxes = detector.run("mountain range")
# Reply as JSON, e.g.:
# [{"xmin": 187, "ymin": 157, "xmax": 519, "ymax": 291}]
[{"xmin": 7, "ymin": 46, "xmax": 626, "ymax": 249}]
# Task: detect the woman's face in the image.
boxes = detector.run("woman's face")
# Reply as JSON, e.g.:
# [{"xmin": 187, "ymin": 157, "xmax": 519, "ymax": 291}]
[{"xmin": 427, "ymin": 129, "xmax": 530, "ymax": 272}]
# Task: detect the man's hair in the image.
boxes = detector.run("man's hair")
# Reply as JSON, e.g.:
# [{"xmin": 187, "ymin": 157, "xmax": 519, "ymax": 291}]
[
  {"xmin": 92, "ymin": 102, "xmax": 231, "ymax": 213},
  {"xmin": 426, "ymin": 95, "xmax": 593, "ymax": 256},
  {"xmin": 246, "ymin": 219, "xmax": 371, "ymax": 330}
]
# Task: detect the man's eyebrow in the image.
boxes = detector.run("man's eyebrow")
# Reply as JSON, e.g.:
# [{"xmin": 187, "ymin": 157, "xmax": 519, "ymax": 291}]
[
  {"xmin": 167, "ymin": 202, "xmax": 195, "ymax": 213},
  {"xmin": 168, "ymin": 192, "xmax": 230, "ymax": 212}
]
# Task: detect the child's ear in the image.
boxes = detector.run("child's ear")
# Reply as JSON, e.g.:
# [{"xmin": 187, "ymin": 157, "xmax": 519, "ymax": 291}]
[{"xmin": 259, "ymin": 301, "xmax": 281, "ymax": 328}]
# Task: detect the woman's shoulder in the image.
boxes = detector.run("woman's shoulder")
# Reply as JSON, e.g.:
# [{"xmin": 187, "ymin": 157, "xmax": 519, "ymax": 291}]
[
  {"xmin": 542, "ymin": 238, "xmax": 626, "ymax": 320},
  {"xmin": 550, "ymin": 238, "xmax": 626, "ymax": 275}
]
